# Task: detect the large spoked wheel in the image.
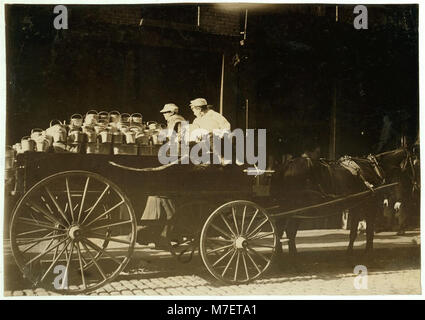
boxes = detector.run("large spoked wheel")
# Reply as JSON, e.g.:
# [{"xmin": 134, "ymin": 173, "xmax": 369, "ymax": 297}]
[
  {"xmin": 199, "ymin": 200, "xmax": 278, "ymax": 284},
  {"xmin": 10, "ymin": 171, "xmax": 137, "ymax": 294}
]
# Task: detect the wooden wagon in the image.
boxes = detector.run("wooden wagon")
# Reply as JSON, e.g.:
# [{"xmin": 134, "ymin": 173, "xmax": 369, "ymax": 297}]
[{"xmin": 5, "ymin": 151, "xmax": 397, "ymax": 294}]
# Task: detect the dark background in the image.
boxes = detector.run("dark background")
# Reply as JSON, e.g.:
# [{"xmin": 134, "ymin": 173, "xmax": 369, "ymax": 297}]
[{"xmin": 5, "ymin": 4, "xmax": 419, "ymax": 159}]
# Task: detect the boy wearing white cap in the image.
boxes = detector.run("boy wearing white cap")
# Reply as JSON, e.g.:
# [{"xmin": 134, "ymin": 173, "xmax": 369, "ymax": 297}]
[
  {"xmin": 189, "ymin": 98, "xmax": 230, "ymax": 136},
  {"xmin": 160, "ymin": 103, "xmax": 185, "ymax": 135},
  {"xmin": 138, "ymin": 103, "xmax": 185, "ymax": 249}
]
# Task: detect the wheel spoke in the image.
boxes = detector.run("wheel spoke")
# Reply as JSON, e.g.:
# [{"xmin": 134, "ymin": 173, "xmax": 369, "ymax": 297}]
[
  {"xmin": 63, "ymin": 240, "xmax": 75, "ymax": 288},
  {"xmin": 80, "ymin": 185, "xmax": 110, "ymax": 224},
  {"xmin": 248, "ymin": 231, "xmax": 275, "ymax": 242},
  {"xmin": 17, "ymin": 228, "xmax": 51, "ymax": 237},
  {"xmin": 80, "ymin": 240, "xmax": 107, "ymax": 280},
  {"xmin": 247, "ymin": 246, "xmax": 271, "ymax": 264},
  {"xmin": 40, "ymin": 239, "xmax": 72, "ymax": 282},
  {"xmin": 86, "ymin": 220, "xmax": 132, "ymax": 232},
  {"xmin": 26, "ymin": 202, "xmax": 65, "ymax": 227},
  {"xmin": 221, "ymin": 214, "xmax": 237, "ymax": 237},
  {"xmin": 41, "ymin": 235, "xmax": 57, "ymax": 254},
  {"xmin": 231, "ymin": 206, "xmax": 239, "ymax": 235},
  {"xmin": 65, "ymin": 178, "xmax": 75, "ymax": 223},
  {"xmin": 40, "ymin": 196, "xmax": 61, "ymax": 222},
  {"xmin": 18, "ymin": 218, "xmax": 65, "ymax": 232},
  {"xmin": 77, "ymin": 177, "xmax": 90, "ymax": 223},
  {"xmin": 84, "ymin": 200, "xmax": 125, "ymax": 227},
  {"xmin": 241, "ymin": 251, "xmax": 250, "ymax": 281},
  {"xmin": 45, "ymin": 186, "xmax": 71, "ymax": 226},
  {"xmin": 87, "ymin": 232, "xmax": 132, "ymax": 245},
  {"xmin": 206, "ymin": 237, "xmax": 234, "ymax": 243},
  {"xmin": 233, "ymin": 251, "xmax": 241, "ymax": 281},
  {"xmin": 63, "ymin": 238, "xmax": 70, "ymax": 266},
  {"xmin": 244, "ymin": 209, "xmax": 259, "ymax": 235},
  {"xmin": 17, "ymin": 233, "xmax": 66, "ymax": 246},
  {"xmin": 210, "ymin": 223, "xmax": 232, "ymax": 240},
  {"xmin": 240, "ymin": 206, "xmax": 247, "ymax": 235},
  {"xmin": 25, "ymin": 237, "xmax": 69, "ymax": 266},
  {"xmin": 246, "ymin": 218, "xmax": 269, "ymax": 239},
  {"xmin": 76, "ymin": 242, "xmax": 87, "ymax": 289},
  {"xmin": 245, "ymin": 249, "xmax": 261, "ymax": 275},
  {"xmin": 82, "ymin": 238, "xmax": 124, "ymax": 265},
  {"xmin": 206, "ymin": 243, "xmax": 234, "ymax": 255},
  {"xmin": 248, "ymin": 243, "xmax": 275, "ymax": 249},
  {"xmin": 221, "ymin": 249, "xmax": 237, "ymax": 277},
  {"xmin": 20, "ymin": 231, "xmax": 54, "ymax": 254},
  {"xmin": 212, "ymin": 247, "xmax": 234, "ymax": 267},
  {"xmin": 51, "ymin": 244, "xmax": 60, "ymax": 266}
]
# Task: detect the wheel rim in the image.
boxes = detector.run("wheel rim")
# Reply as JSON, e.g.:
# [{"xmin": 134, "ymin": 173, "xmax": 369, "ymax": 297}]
[
  {"xmin": 10, "ymin": 171, "xmax": 137, "ymax": 294},
  {"xmin": 199, "ymin": 200, "xmax": 277, "ymax": 284}
]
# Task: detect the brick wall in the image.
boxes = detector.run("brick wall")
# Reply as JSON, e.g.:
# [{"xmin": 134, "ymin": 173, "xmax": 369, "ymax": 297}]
[
  {"xmin": 95, "ymin": 6, "xmax": 141, "ymax": 26},
  {"xmin": 199, "ymin": 6, "xmax": 241, "ymax": 36},
  {"xmin": 93, "ymin": 5, "xmax": 241, "ymax": 37}
]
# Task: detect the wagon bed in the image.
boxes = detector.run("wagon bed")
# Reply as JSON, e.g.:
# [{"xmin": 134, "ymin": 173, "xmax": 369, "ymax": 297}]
[{"xmin": 11, "ymin": 152, "xmax": 253, "ymax": 197}]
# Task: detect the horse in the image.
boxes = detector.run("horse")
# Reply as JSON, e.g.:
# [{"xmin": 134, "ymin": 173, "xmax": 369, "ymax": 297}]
[
  {"xmin": 270, "ymin": 148, "xmax": 413, "ymax": 257},
  {"xmin": 380, "ymin": 147, "xmax": 420, "ymax": 234}
]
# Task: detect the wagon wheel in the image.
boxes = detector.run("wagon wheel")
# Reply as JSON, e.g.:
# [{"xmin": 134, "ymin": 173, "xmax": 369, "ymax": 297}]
[
  {"xmin": 10, "ymin": 171, "xmax": 137, "ymax": 294},
  {"xmin": 199, "ymin": 200, "xmax": 278, "ymax": 284},
  {"xmin": 169, "ymin": 200, "xmax": 215, "ymax": 263}
]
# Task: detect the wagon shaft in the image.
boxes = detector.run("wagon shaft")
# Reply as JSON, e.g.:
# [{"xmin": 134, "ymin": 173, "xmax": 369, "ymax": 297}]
[{"xmin": 272, "ymin": 182, "xmax": 399, "ymax": 219}]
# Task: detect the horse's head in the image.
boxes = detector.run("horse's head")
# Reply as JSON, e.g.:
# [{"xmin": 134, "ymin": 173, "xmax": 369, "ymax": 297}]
[
  {"xmin": 375, "ymin": 148, "xmax": 408, "ymax": 178},
  {"xmin": 401, "ymin": 146, "xmax": 420, "ymax": 196},
  {"xmin": 375, "ymin": 147, "xmax": 419, "ymax": 192}
]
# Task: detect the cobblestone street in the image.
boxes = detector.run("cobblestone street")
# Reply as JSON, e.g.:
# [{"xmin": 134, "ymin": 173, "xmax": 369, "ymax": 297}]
[{"xmin": 4, "ymin": 229, "xmax": 421, "ymax": 296}]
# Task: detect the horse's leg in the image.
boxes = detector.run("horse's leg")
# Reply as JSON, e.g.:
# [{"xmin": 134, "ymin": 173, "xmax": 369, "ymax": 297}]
[
  {"xmin": 285, "ymin": 218, "xmax": 299, "ymax": 257},
  {"xmin": 396, "ymin": 202, "xmax": 407, "ymax": 235},
  {"xmin": 365, "ymin": 204, "xmax": 377, "ymax": 253},
  {"xmin": 274, "ymin": 218, "xmax": 286, "ymax": 256},
  {"xmin": 347, "ymin": 210, "xmax": 360, "ymax": 254}
]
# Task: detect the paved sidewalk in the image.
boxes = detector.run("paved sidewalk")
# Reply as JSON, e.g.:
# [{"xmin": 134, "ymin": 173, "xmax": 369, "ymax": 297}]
[{"xmin": 3, "ymin": 229, "xmax": 421, "ymax": 296}]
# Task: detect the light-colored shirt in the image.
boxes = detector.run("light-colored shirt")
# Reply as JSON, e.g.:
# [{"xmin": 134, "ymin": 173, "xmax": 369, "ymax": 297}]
[
  {"xmin": 191, "ymin": 109, "xmax": 231, "ymax": 132},
  {"xmin": 167, "ymin": 114, "xmax": 185, "ymax": 132}
]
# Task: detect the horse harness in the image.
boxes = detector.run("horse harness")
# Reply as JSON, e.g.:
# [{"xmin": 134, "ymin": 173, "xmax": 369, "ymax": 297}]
[{"xmin": 310, "ymin": 155, "xmax": 387, "ymax": 196}]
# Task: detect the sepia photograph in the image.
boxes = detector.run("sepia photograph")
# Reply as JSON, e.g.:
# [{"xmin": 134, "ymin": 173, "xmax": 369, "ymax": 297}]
[{"xmin": 1, "ymin": 1, "xmax": 421, "ymax": 297}]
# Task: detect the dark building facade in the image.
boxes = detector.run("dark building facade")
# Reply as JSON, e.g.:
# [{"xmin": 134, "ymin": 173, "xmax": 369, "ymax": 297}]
[
  {"xmin": 4, "ymin": 4, "xmax": 419, "ymax": 232},
  {"xmin": 6, "ymin": 4, "xmax": 419, "ymax": 160}
]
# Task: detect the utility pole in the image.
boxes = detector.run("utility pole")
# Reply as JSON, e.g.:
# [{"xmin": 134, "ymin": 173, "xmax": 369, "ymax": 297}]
[
  {"xmin": 329, "ymin": 5, "xmax": 339, "ymax": 160},
  {"xmin": 329, "ymin": 83, "xmax": 337, "ymax": 160},
  {"xmin": 219, "ymin": 53, "xmax": 225, "ymax": 115}
]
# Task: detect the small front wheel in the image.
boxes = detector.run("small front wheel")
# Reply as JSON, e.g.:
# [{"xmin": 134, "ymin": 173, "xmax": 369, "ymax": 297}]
[{"xmin": 199, "ymin": 200, "xmax": 277, "ymax": 284}]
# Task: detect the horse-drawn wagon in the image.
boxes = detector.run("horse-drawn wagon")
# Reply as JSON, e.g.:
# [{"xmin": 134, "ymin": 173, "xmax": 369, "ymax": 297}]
[{"xmin": 5, "ymin": 149, "xmax": 408, "ymax": 294}]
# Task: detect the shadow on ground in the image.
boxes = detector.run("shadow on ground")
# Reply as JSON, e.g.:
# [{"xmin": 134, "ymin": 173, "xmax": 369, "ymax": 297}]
[{"xmin": 4, "ymin": 240, "xmax": 420, "ymax": 291}]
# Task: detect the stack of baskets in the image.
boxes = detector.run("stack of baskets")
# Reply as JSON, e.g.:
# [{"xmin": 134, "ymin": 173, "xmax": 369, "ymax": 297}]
[{"xmin": 10, "ymin": 110, "xmax": 166, "ymax": 156}]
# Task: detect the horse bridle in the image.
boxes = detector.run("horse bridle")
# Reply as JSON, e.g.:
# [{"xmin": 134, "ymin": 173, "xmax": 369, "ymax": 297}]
[{"xmin": 401, "ymin": 149, "xmax": 420, "ymax": 196}]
